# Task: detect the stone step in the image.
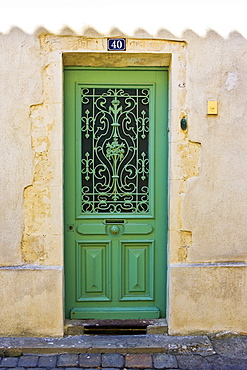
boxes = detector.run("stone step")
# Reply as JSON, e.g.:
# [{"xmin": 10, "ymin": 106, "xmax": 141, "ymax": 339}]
[
  {"xmin": 64, "ymin": 318, "xmax": 168, "ymax": 336},
  {"xmin": 0, "ymin": 334, "xmax": 215, "ymax": 356}
]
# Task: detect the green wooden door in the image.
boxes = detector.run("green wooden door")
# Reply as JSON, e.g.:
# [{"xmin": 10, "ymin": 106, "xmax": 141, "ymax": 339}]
[{"xmin": 64, "ymin": 68, "xmax": 168, "ymax": 319}]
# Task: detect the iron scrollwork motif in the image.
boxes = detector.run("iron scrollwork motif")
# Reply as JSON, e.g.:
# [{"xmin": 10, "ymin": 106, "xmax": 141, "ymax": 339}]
[{"xmin": 81, "ymin": 87, "xmax": 150, "ymax": 214}]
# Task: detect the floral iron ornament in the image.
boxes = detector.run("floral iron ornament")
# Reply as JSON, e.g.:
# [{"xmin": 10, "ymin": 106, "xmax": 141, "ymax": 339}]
[{"xmin": 80, "ymin": 87, "xmax": 150, "ymax": 214}]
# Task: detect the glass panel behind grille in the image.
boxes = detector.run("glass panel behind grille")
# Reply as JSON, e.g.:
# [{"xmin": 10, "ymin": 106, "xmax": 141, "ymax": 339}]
[{"xmin": 80, "ymin": 87, "xmax": 150, "ymax": 214}]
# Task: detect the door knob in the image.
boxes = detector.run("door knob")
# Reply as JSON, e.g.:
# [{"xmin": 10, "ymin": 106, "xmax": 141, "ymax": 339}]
[{"xmin": 110, "ymin": 225, "xmax": 120, "ymax": 234}]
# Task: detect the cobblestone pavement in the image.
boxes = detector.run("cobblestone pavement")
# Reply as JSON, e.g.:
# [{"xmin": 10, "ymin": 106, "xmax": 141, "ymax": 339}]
[
  {"xmin": 0, "ymin": 351, "xmax": 247, "ymax": 370},
  {"xmin": 0, "ymin": 334, "xmax": 246, "ymax": 370}
]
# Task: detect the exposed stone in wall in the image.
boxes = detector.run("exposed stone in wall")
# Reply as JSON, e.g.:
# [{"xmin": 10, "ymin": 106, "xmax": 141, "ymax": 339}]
[
  {"xmin": 175, "ymin": 139, "xmax": 201, "ymax": 260},
  {"xmin": 178, "ymin": 230, "xmax": 192, "ymax": 262},
  {"xmin": 179, "ymin": 140, "xmax": 201, "ymax": 194},
  {"xmin": 181, "ymin": 141, "xmax": 201, "ymax": 179},
  {"xmin": 0, "ymin": 29, "xmax": 43, "ymax": 266},
  {"xmin": 21, "ymin": 103, "xmax": 53, "ymax": 263}
]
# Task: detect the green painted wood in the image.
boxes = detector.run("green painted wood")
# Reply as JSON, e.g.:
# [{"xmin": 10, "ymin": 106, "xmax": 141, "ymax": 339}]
[
  {"xmin": 123, "ymin": 223, "xmax": 153, "ymax": 234},
  {"xmin": 77, "ymin": 241, "xmax": 111, "ymax": 301},
  {"xmin": 64, "ymin": 68, "xmax": 168, "ymax": 319},
  {"xmin": 71, "ymin": 307, "xmax": 160, "ymax": 320},
  {"xmin": 121, "ymin": 241, "xmax": 154, "ymax": 301},
  {"xmin": 77, "ymin": 224, "xmax": 106, "ymax": 235}
]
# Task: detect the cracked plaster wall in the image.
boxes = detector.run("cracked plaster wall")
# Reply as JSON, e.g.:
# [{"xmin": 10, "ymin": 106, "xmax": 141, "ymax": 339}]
[
  {"xmin": 0, "ymin": 27, "xmax": 247, "ymax": 335},
  {"xmin": 169, "ymin": 30, "xmax": 247, "ymax": 334},
  {"xmin": 0, "ymin": 28, "xmax": 63, "ymax": 336},
  {"xmin": 0, "ymin": 29, "xmax": 43, "ymax": 266},
  {"xmin": 182, "ymin": 30, "xmax": 247, "ymax": 263}
]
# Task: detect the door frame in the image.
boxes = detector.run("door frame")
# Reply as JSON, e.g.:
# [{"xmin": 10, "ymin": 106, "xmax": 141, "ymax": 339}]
[
  {"xmin": 37, "ymin": 39, "xmax": 188, "ymax": 333},
  {"xmin": 25, "ymin": 33, "xmax": 189, "ymax": 335}
]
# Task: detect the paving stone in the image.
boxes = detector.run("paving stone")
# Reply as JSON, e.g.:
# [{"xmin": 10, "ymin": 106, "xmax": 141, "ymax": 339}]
[
  {"xmin": 18, "ymin": 355, "xmax": 39, "ymax": 367},
  {"xmin": 2, "ymin": 368, "xmax": 25, "ymax": 370},
  {"xmin": 125, "ymin": 354, "xmax": 152, "ymax": 368},
  {"xmin": 38, "ymin": 355, "xmax": 58, "ymax": 368},
  {"xmin": 57, "ymin": 354, "xmax": 79, "ymax": 367},
  {"xmin": 79, "ymin": 353, "xmax": 101, "ymax": 368},
  {"xmin": 176, "ymin": 354, "xmax": 212, "ymax": 370},
  {"xmin": 206, "ymin": 354, "xmax": 247, "ymax": 370},
  {"xmin": 126, "ymin": 368, "xmax": 155, "ymax": 370},
  {"xmin": 102, "ymin": 353, "xmax": 124, "ymax": 368},
  {"xmin": 0, "ymin": 357, "xmax": 19, "ymax": 367},
  {"xmin": 212, "ymin": 337, "xmax": 247, "ymax": 359},
  {"xmin": 153, "ymin": 353, "xmax": 178, "ymax": 369},
  {"xmin": 102, "ymin": 368, "xmax": 122, "ymax": 370}
]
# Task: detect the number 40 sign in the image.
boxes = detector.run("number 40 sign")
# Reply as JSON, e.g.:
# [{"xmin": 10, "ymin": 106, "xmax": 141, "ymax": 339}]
[{"xmin": 108, "ymin": 38, "xmax": 126, "ymax": 51}]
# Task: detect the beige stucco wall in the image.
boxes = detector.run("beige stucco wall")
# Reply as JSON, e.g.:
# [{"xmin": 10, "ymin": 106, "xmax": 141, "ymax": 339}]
[
  {"xmin": 169, "ymin": 30, "xmax": 247, "ymax": 334},
  {"xmin": 0, "ymin": 27, "xmax": 247, "ymax": 336},
  {"xmin": 0, "ymin": 268, "xmax": 63, "ymax": 337},
  {"xmin": 0, "ymin": 28, "xmax": 64, "ymax": 336}
]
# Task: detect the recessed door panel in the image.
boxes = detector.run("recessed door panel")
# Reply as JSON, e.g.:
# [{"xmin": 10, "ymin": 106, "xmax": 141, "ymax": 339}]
[
  {"xmin": 76, "ymin": 241, "xmax": 111, "ymax": 301},
  {"xmin": 121, "ymin": 241, "xmax": 154, "ymax": 301}
]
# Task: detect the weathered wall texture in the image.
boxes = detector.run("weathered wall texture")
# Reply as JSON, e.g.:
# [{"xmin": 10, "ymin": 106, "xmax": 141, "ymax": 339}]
[
  {"xmin": 0, "ymin": 26, "xmax": 246, "ymax": 336},
  {"xmin": 169, "ymin": 30, "xmax": 247, "ymax": 334},
  {"xmin": 0, "ymin": 268, "xmax": 63, "ymax": 337},
  {"xmin": 0, "ymin": 28, "xmax": 64, "ymax": 336},
  {"xmin": 183, "ymin": 30, "xmax": 247, "ymax": 263}
]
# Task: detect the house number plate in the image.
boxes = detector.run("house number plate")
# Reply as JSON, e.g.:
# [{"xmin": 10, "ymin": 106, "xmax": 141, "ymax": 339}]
[{"xmin": 108, "ymin": 38, "xmax": 126, "ymax": 51}]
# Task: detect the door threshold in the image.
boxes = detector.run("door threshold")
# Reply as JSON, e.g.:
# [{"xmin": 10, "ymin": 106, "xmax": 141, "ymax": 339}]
[{"xmin": 64, "ymin": 318, "xmax": 168, "ymax": 336}]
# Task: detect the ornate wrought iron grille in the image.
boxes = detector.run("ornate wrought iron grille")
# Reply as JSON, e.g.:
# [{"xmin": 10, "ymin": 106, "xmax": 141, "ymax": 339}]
[{"xmin": 80, "ymin": 87, "xmax": 150, "ymax": 214}]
